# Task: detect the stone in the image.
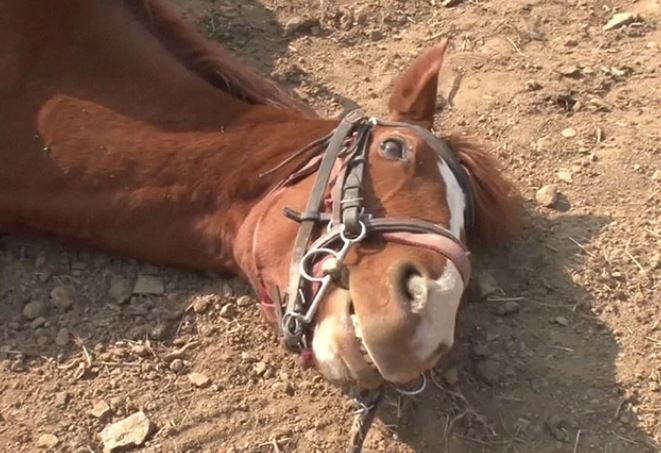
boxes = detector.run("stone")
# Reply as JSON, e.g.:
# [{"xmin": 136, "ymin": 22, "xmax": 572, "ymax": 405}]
[
  {"xmin": 108, "ymin": 277, "xmax": 132, "ymax": 304},
  {"xmin": 554, "ymin": 316, "xmax": 570, "ymax": 327},
  {"xmin": 545, "ymin": 415, "xmax": 570, "ymax": 441},
  {"xmin": 132, "ymin": 275, "xmax": 164, "ymax": 295},
  {"xmin": 556, "ymin": 171, "xmax": 573, "ymax": 183},
  {"xmin": 443, "ymin": 367, "xmax": 460, "ymax": 386},
  {"xmin": 36, "ymin": 434, "xmax": 59, "ymax": 449},
  {"xmin": 476, "ymin": 272, "xmax": 499, "ymax": 299},
  {"xmin": 50, "ymin": 285, "xmax": 75, "ymax": 310},
  {"xmin": 603, "ymin": 12, "xmax": 637, "ymax": 31},
  {"xmin": 495, "ymin": 301, "xmax": 521, "ymax": 316},
  {"xmin": 188, "ymin": 372, "xmax": 211, "ymax": 388},
  {"xmin": 475, "ymin": 359, "xmax": 503, "ymax": 385},
  {"xmin": 192, "ymin": 296, "xmax": 211, "ymax": 314},
  {"xmin": 272, "ymin": 381, "xmax": 293, "ymax": 395},
  {"xmin": 253, "ymin": 362, "xmax": 268, "ymax": 376},
  {"xmin": 55, "ymin": 328, "xmax": 70, "ymax": 346},
  {"xmin": 236, "ymin": 295, "xmax": 253, "ymax": 307},
  {"xmin": 54, "ymin": 391, "xmax": 69, "ymax": 407},
  {"xmin": 148, "ymin": 323, "xmax": 168, "ymax": 341},
  {"xmin": 90, "ymin": 400, "xmax": 113, "ymax": 420},
  {"xmin": 284, "ymin": 16, "xmax": 319, "ymax": 36},
  {"xmin": 23, "ymin": 300, "xmax": 47, "ymax": 320},
  {"xmin": 651, "ymin": 170, "xmax": 660, "ymax": 181},
  {"xmin": 525, "ymin": 80, "xmax": 542, "ymax": 91},
  {"xmin": 100, "ymin": 411, "xmax": 152, "ymax": 453},
  {"xmin": 169, "ymin": 359, "xmax": 184, "ymax": 373},
  {"xmin": 220, "ymin": 304, "xmax": 237, "ymax": 319},
  {"xmin": 560, "ymin": 127, "xmax": 576, "ymax": 138},
  {"xmin": 31, "ymin": 317, "xmax": 47, "ymax": 329},
  {"xmin": 536, "ymin": 184, "xmax": 559, "ymax": 207}
]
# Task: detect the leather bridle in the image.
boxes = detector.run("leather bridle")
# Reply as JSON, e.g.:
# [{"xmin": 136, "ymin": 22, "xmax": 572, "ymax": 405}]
[{"xmin": 265, "ymin": 110, "xmax": 475, "ymax": 353}]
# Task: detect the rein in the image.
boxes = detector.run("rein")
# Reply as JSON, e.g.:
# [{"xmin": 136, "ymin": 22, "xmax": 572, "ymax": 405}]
[{"xmin": 265, "ymin": 110, "xmax": 475, "ymax": 352}]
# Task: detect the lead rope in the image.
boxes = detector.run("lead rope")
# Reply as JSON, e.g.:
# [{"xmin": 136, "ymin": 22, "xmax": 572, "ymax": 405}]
[{"xmin": 348, "ymin": 389, "xmax": 384, "ymax": 453}]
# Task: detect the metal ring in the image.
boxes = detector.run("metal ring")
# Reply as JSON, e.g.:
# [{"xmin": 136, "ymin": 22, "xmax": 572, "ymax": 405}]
[
  {"xmin": 299, "ymin": 247, "xmax": 340, "ymax": 282},
  {"xmin": 394, "ymin": 373, "xmax": 427, "ymax": 396},
  {"xmin": 340, "ymin": 220, "xmax": 367, "ymax": 243},
  {"xmin": 282, "ymin": 313, "xmax": 304, "ymax": 337}
]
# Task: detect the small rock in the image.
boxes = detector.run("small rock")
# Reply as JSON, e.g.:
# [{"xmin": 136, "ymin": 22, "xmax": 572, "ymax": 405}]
[
  {"xmin": 471, "ymin": 343, "xmax": 491, "ymax": 358},
  {"xmin": 272, "ymin": 381, "xmax": 293, "ymax": 395},
  {"xmin": 100, "ymin": 411, "xmax": 152, "ymax": 453},
  {"xmin": 525, "ymin": 80, "xmax": 542, "ymax": 91},
  {"xmin": 554, "ymin": 316, "xmax": 570, "ymax": 327},
  {"xmin": 603, "ymin": 12, "xmax": 637, "ymax": 31},
  {"xmin": 284, "ymin": 16, "xmax": 319, "ymax": 36},
  {"xmin": 90, "ymin": 400, "xmax": 113, "ymax": 420},
  {"xmin": 132, "ymin": 275, "xmax": 164, "ymax": 295},
  {"xmin": 148, "ymin": 323, "xmax": 168, "ymax": 340},
  {"xmin": 652, "ymin": 170, "xmax": 660, "ymax": 181},
  {"xmin": 476, "ymin": 272, "xmax": 499, "ymax": 299},
  {"xmin": 220, "ymin": 304, "xmax": 237, "ymax": 319},
  {"xmin": 369, "ymin": 30, "xmax": 383, "ymax": 41},
  {"xmin": 54, "ymin": 391, "xmax": 69, "ymax": 407},
  {"xmin": 31, "ymin": 317, "xmax": 47, "ymax": 329},
  {"xmin": 305, "ymin": 428, "xmax": 318, "ymax": 442},
  {"xmin": 560, "ymin": 127, "xmax": 577, "ymax": 138},
  {"xmin": 23, "ymin": 300, "xmax": 47, "ymax": 320},
  {"xmin": 443, "ymin": 367, "xmax": 460, "ymax": 386},
  {"xmin": 536, "ymin": 184, "xmax": 559, "ymax": 207},
  {"xmin": 558, "ymin": 65, "xmax": 582, "ymax": 78},
  {"xmin": 188, "ymin": 372, "xmax": 211, "ymax": 388},
  {"xmin": 55, "ymin": 328, "xmax": 70, "ymax": 346},
  {"xmin": 50, "ymin": 285, "xmax": 75, "ymax": 310},
  {"xmin": 108, "ymin": 277, "xmax": 132, "ymax": 304},
  {"xmin": 169, "ymin": 359, "xmax": 184, "ymax": 373},
  {"xmin": 545, "ymin": 415, "xmax": 570, "ymax": 441},
  {"xmin": 253, "ymin": 362, "xmax": 268, "ymax": 376},
  {"xmin": 564, "ymin": 38, "xmax": 578, "ymax": 47},
  {"xmin": 192, "ymin": 297, "xmax": 211, "ymax": 314},
  {"xmin": 556, "ymin": 171, "xmax": 573, "ymax": 183},
  {"xmin": 495, "ymin": 301, "xmax": 521, "ymax": 316},
  {"xmin": 36, "ymin": 434, "xmax": 59, "ymax": 449},
  {"xmin": 474, "ymin": 359, "xmax": 503, "ymax": 385},
  {"xmin": 236, "ymin": 296, "xmax": 253, "ymax": 307}
]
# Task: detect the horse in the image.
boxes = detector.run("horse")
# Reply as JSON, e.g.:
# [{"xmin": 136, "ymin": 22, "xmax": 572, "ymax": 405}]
[{"xmin": 0, "ymin": 0, "xmax": 521, "ymax": 395}]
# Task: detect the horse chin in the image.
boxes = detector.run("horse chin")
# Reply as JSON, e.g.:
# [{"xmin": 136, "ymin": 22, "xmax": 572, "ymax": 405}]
[{"xmin": 311, "ymin": 288, "xmax": 383, "ymax": 391}]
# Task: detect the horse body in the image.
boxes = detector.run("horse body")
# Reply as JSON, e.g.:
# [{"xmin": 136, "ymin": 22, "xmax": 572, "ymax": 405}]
[{"xmin": 1, "ymin": 0, "xmax": 521, "ymax": 390}]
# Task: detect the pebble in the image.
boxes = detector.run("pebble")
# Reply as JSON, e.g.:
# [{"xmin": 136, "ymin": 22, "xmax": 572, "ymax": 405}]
[
  {"xmin": 192, "ymin": 297, "xmax": 211, "ymax": 314},
  {"xmin": 284, "ymin": 16, "xmax": 319, "ymax": 36},
  {"xmin": 132, "ymin": 275, "xmax": 165, "ymax": 295},
  {"xmin": 560, "ymin": 127, "xmax": 577, "ymax": 138},
  {"xmin": 148, "ymin": 323, "xmax": 168, "ymax": 340},
  {"xmin": 236, "ymin": 296, "xmax": 253, "ymax": 307},
  {"xmin": 556, "ymin": 171, "xmax": 573, "ymax": 183},
  {"xmin": 272, "ymin": 381, "xmax": 293, "ymax": 395},
  {"xmin": 495, "ymin": 301, "xmax": 521, "ymax": 316},
  {"xmin": 55, "ymin": 328, "xmax": 70, "ymax": 346},
  {"xmin": 220, "ymin": 304, "xmax": 237, "ymax": 319},
  {"xmin": 603, "ymin": 12, "xmax": 637, "ymax": 31},
  {"xmin": 188, "ymin": 372, "xmax": 211, "ymax": 388},
  {"xmin": 474, "ymin": 359, "xmax": 503, "ymax": 385},
  {"xmin": 36, "ymin": 434, "xmax": 59, "ymax": 449},
  {"xmin": 23, "ymin": 300, "xmax": 48, "ymax": 320},
  {"xmin": 253, "ymin": 362, "xmax": 268, "ymax": 376},
  {"xmin": 443, "ymin": 367, "xmax": 460, "ymax": 387},
  {"xmin": 90, "ymin": 400, "xmax": 113, "ymax": 420},
  {"xmin": 536, "ymin": 184, "xmax": 559, "ymax": 207},
  {"xmin": 554, "ymin": 316, "xmax": 570, "ymax": 327},
  {"xmin": 476, "ymin": 272, "xmax": 499, "ymax": 299},
  {"xmin": 525, "ymin": 80, "xmax": 542, "ymax": 91},
  {"xmin": 169, "ymin": 359, "xmax": 184, "ymax": 373},
  {"xmin": 50, "ymin": 285, "xmax": 75, "ymax": 310},
  {"xmin": 652, "ymin": 170, "xmax": 660, "ymax": 181},
  {"xmin": 545, "ymin": 415, "xmax": 570, "ymax": 441},
  {"xmin": 108, "ymin": 276, "xmax": 132, "ymax": 304},
  {"xmin": 54, "ymin": 391, "xmax": 69, "ymax": 407},
  {"xmin": 31, "ymin": 317, "xmax": 47, "ymax": 329},
  {"xmin": 100, "ymin": 411, "xmax": 152, "ymax": 453}
]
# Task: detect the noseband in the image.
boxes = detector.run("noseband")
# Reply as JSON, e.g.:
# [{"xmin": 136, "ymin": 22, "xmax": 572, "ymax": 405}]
[{"xmin": 266, "ymin": 110, "xmax": 475, "ymax": 352}]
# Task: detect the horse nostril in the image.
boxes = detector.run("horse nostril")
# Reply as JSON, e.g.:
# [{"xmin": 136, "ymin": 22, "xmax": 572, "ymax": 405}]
[{"xmin": 394, "ymin": 262, "xmax": 427, "ymax": 309}]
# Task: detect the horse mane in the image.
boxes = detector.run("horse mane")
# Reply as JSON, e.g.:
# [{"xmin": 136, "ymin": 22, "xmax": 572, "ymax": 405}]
[
  {"xmin": 446, "ymin": 136, "xmax": 523, "ymax": 245},
  {"xmin": 125, "ymin": 0, "xmax": 317, "ymax": 117}
]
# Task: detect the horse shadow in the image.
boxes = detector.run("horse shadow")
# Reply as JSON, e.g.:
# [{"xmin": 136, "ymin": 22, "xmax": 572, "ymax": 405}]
[{"xmin": 372, "ymin": 206, "xmax": 660, "ymax": 452}]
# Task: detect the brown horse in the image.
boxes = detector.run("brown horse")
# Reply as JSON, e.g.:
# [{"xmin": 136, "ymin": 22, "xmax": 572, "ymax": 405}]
[{"xmin": 0, "ymin": 0, "xmax": 520, "ymax": 391}]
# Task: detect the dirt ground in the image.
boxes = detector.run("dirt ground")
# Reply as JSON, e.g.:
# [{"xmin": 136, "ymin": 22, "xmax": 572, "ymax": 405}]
[{"xmin": 1, "ymin": 0, "xmax": 660, "ymax": 452}]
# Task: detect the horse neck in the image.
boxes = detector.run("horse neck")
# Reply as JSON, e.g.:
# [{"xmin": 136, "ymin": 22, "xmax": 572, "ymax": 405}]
[{"xmin": 2, "ymin": 1, "xmax": 338, "ymax": 273}]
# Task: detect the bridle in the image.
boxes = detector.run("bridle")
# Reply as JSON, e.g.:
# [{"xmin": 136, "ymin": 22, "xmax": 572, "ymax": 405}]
[{"xmin": 264, "ymin": 109, "xmax": 475, "ymax": 353}]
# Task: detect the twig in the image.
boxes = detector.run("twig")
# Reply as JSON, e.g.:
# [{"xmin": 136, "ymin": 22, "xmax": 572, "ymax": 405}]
[
  {"xmin": 568, "ymin": 237, "xmax": 596, "ymax": 258},
  {"xmin": 486, "ymin": 296, "xmax": 525, "ymax": 302},
  {"xmin": 624, "ymin": 240, "xmax": 645, "ymax": 273},
  {"xmin": 163, "ymin": 341, "xmax": 200, "ymax": 361},
  {"xmin": 573, "ymin": 429, "xmax": 581, "ymax": 453},
  {"xmin": 644, "ymin": 228, "xmax": 661, "ymax": 240},
  {"xmin": 644, "ymin": 336, "xmax": 661, "ymax": 346}
]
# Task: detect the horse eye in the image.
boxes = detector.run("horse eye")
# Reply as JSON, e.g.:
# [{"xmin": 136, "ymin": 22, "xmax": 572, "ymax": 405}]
[{"xmin": 379, "ymin": 139, "xmax": 406, "ymax": 160}]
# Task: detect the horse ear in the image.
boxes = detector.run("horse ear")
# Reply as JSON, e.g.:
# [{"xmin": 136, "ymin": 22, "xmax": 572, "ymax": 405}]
[{"xmin": 387, "ymin": 41, "xmax": 448, "ymax": 129}]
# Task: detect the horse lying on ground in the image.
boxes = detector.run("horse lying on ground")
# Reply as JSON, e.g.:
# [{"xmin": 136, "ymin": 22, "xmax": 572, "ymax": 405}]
[{"xmin": 0, "ymin": 0, "xmax": 521, "ymax": 394}]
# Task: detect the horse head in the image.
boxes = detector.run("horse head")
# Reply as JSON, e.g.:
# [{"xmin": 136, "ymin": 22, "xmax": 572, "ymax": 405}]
[{"xmin": 240, "ymin": 41, "xmax": 521, "ymax": 391}]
